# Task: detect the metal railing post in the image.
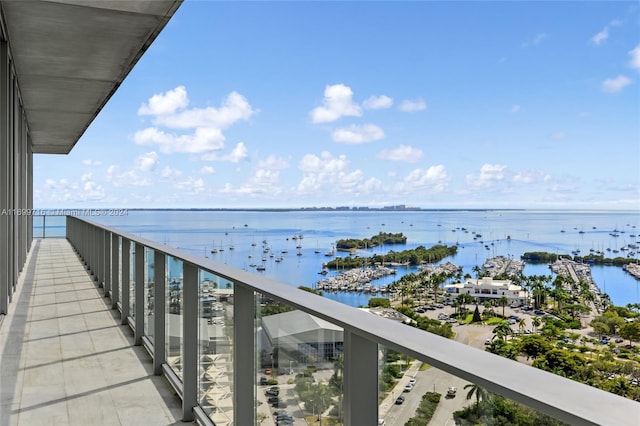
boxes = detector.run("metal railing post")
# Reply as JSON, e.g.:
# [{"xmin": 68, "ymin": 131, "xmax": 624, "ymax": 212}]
[
  {"xmin": 182, "ymin": 262, "xmax": 198, "ymax": 422},
  {"xmin": 111, "ymin": 233, "xmax": 119, "ymax": 309},
  {"xmin": 134, "ymin": 242, "xmax": 144, "ymax": 345},
  {"xmin": 343, "ymin": 331, "xmax": 378, "ymax": 426},
  {"xmin": 104, "ymin": 230, "xmax": 111, "ymax": 297},
  {"xmin": 153, "ymin": 251, "xmax": 166, "ymax": 375},
  {"xmin": 234, "ymin": 284, "xmax": 255, "ymax": 426},
  {"xmin": 121, "ymin": 238, "xmax": 130, "ymax": 324}
]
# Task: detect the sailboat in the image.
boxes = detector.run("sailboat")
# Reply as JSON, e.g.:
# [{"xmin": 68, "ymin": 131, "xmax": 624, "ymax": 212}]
[{"xmin": 210, "ymin": 240, "xmax": 218, "ymax": 254}]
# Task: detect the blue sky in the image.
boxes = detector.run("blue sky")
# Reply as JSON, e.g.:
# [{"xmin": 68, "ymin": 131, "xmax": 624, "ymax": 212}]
[{"xmin": 34, "ymin": 1, "xmax": 640, "ymax": 210}]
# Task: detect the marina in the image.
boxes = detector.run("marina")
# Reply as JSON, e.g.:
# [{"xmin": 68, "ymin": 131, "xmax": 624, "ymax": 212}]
[{"xmin": 59, "ymin": 209, "xmax": 640, "ymax": 308}]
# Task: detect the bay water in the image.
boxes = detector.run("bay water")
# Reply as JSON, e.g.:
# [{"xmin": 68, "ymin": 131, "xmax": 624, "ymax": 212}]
[{"xmin": 38, "ymin": 209, "xmax": 640, "ymax": 307}]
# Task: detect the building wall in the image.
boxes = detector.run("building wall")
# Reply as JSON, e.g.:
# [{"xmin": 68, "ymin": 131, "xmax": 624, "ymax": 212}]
[{"xmin": 0, "ymin": 11, "xmax": 33, "ymax": 315}]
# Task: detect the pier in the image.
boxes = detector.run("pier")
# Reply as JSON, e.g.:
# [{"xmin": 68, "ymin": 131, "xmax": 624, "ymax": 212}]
[
  {"xmin": 316, "ymin": 266, "xmax": 397, "ymax": 293},
  {"xmin": 550, "ymin": 258, "xmax": 605, "ymax": 312},
  {"xmin": 483, "ymin": 256, "xmax": 525, "ymax": 277},
  {"xmin": 623, "ymin": 263, "xmax": 640, "ymax": 280}
]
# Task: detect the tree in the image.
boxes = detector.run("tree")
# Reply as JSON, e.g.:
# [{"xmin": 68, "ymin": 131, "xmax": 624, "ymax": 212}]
[
  {"xmin": 464, "ymin": 383, "xmax": 488, "ymax": 411},
  {"xmin": 520, "ymin": 335, "xmax": 552, "ymax": 359},
  {"xmin": 518, "ymin": 317, "xmax": 527, "ymax": 334},
  {"xmin": 620, "ymin": 322, "xmax": 640, "ymax": 346},
  {"xmin": 493, "ymin": 321, "xmax": 513, "ymax": 341},
  {"xmin": 498, "ymin": 296, "xmax": 508, "ymax": 318},
  {"xmin": 591, "ymin": 321, "xmax": 609, "ymax": 338},
  {"xmin": 532, "ymin": 316, "xmax": 542, "ymax": 333}
]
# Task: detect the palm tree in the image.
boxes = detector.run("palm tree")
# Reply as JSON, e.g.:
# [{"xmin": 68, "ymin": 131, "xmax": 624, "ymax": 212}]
[
  {"xmin": 498, "ymin": 296, "xmax": 508, "ymax": 318},
  {"xmin": 532, "ymin": 316, "xmax": 542, "ymax": 333},
  {"xmin": 464, "ymin": 383, "xmax": 489, "ymax": 412},
  {"xmin": 518, "ymin": 317, "xmax": 526, "ymax": 334},
  {"xmin": 493, "ymin": 321, "xmax": 513, "ymax": 341},
  {"xmin": 429, "ymin": 273, "xmax": 446, "ymax": 304}
]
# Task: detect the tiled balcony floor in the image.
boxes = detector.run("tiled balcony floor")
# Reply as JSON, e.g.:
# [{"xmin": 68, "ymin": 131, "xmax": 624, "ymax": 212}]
[{"xmin": 0, "ymin": 239, "xmax": 184, "ymax": 426}]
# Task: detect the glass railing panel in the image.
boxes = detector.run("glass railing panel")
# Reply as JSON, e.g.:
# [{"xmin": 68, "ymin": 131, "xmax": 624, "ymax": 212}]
[
  {"xmin": 256, "ymin": 293, "xmax": 344, "ymax": 426},
  {"xmin": 145, "ymin": 247, "xmax": 155, "ymax": 342},
  {"xmin": 166, "ymin": 256, "xmax": 183, "ymax": 379},
  {"xmin": 198, "ymin": 270, "xmax": 234, "ymax": 425},
  {"xmin": 32, "ymin": 214, "xmax": 66, "ymax": 238},
  {"xmin": 377, "ymin": 348, "xmax": 571, "ymax": 426}
]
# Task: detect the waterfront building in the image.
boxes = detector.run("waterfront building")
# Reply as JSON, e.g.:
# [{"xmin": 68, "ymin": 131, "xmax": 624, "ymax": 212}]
[
  {"xmin": 0, "ymin": 2, "xmax": 638, "ymax": 426},
  {"xmin": 444, "ymin": 277, "xmax": 528, "ymax": 303}
]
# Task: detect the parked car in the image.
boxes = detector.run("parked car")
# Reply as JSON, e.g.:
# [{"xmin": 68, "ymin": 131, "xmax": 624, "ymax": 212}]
[
  {"xmin": 403, "ymin": 384, "xmax": 413, "ymax": 392},
  {"xmin": 395, "ymin": 395, "xmax": 405, "ymax": 405},
  {"xmin": 267, "ymin": 396, "xmax": 280, "ymax": 404},
  {"xmin": 485, "ymin": 338, "xmax": 492, "ymax": 345},
  {"xmin": 266, "ymin": 389, "xmax": 279, "ymax": 396},
  {"xmin": 446, "ymin": 386, "xmax": 457, "ymax": 398},
  {"xmin": 615, "ymin": 338, "xmax": 624, "ymax": 343},
  {"xmin": 259, "ymin": 377, "xmax": 268, "ymax": 385},
  {"xmin": 408, "ymin": 378, "xmax": 416, "ymax": 385},
  {"xmin": 272, "ymin": 401, "xmax": 287, "ymax": 408}
]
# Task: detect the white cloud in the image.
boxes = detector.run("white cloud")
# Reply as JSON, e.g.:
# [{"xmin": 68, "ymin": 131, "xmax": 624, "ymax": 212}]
[
  {"xmin": 299, "ymin": 152, "xmax": 349, "ymax": 174},
  {"xmin": 513, "ymin": 170, "xmax": 550, "ymax": 184},
  {"xmin": 173, "ymin": 177, "xmax": 206, "ymax": 194},
  {"xmin": 82, "ymin": 181, "xmax": 105, "ymax": 200},
  {"xmin": 154, "ymin": 91, "xmax": 255, "ymax": 130},
  {"xmin": 609, "ymin": 19, "xmax": 622, "ymax": 27},
  {"xmin": 591, "ymin": 27, "xmax": 609, "ymax": 45},
  {"xmin": 522, "ymin": 33, "xmax": 547, "ymax": 48},
  {"xmin": 377, "ymin": 144, "xmax": 423, "ymax": 163},
  {"xmin": 80, "ymin": 172, "xmax": 92, "ymax": 182},
  {"xmin": 138, "ymin": 86, "xmax": 189, "ymax": 116},
  {"xmin": 134, "ymin": 127, "xmax": 226, "ymax": 154},
  {"xmin": 202, "ymin": 142, "xmax": 249, "ymax": 162},
  {"xmin": 466, "ymin": 164, "xmax": 508, "ymax": 188},
  {"xmin": 629, "ymin": 44, "xmax": 640, "ymax": 72},
  {"xmin": 395, "ymin": 165, "xmax": 449, "ymax": 192},
  {"xmin": 510, "ymin": 105, "xmax": 521, "ymax": 113},
  {"xmin": 398, "ymin": 98, "xmax": 426, "ymax": 112},
  {"xmin": 136, "ymin": 152, "xmax": 159, "ymax": 172},
  {"xmin": 310, "ymin": 84, "xmax": 362, "ymax": 123},
  {"xmin": 200, "ymin": 166, "xmax": 215, "ymax": 174},
  {"xmin": 258, "ymin": 155, "xmax": 290, "ymax": 170},
  {"xmin": 160, "ymin": 166, "xmax": 182, "ymax": 178},
  {"xmin": 363, "ymin": 95, "xmax": 393, "ymax": 110},
  {"xmin": 134, "ymin": 87, "xmax": 255, "ymax": 159},
  {"xmin": 601, "ymin": 75, "xmax": 633, "ymax": 93},
  {"xmin": 331, "ymin": 124, "xmax": 385, "ymax": 144},
  {"xmin": 106, "ymin": 165, "xmax": 151, "ymax": 187},
  {"xmin": 549, "ymin": 131, "xmax": 566, "ymax": 140},
  {"xmin": 82, "ymin": 159, "xmax": 102, "ymax": 166}
]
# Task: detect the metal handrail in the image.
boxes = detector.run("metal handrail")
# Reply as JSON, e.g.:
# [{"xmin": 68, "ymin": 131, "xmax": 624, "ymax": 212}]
[{"xmin": 66, "ymin": 215, "xmax": 640, "ymax": 426}]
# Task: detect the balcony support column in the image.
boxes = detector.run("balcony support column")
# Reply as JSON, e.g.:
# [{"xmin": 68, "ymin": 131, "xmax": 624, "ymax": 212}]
[
  {"xmin": 111, "ymin": 233, "xmax": 119, "ymax": 309},
  {"xmin": 343, "ymin": 331, "xmax": 378, "ymax": 426},
  {"xmin": 134, "ymin": 242, "xmax": 144, "ymax": 345},
  {"xmin": 234, "ymin": 284, "xmax": 255, "ymax": 426},
  {"xmin": 121, "ymin": 238, "xmax": 130, "ymax": 325},
  {"xmin": 0, "ymin": 41, "xmax": 9, "ymax": 314},
  {"xmin": 182, "ymin": 262, "xmax": 198, "ymax": 422},
  {"xmin": 153, "ymin": 251, "xmax": 166, "ymax": 375}
]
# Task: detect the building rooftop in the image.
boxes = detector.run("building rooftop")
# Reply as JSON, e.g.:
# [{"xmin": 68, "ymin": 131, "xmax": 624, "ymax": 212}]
[{"xmin": 0, "ymin": 0, "xmax": 181, "ymax": 154}]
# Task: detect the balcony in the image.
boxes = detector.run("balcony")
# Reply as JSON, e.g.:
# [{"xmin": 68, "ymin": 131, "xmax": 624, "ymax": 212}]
[{"xmin": 1, "ymin": 215, "xmax": 639, "ymax": 425}]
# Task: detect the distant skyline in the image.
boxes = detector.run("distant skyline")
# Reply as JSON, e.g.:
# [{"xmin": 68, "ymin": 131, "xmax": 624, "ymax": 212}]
[{"xmin": 34, "ymin": 1, "xmax": 640, "ymax": 210}]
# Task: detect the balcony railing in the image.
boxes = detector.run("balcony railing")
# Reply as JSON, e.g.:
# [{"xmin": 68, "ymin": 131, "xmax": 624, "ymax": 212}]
[{"xmin": 65, "ymin": 215, "xmax": 639, "ymax": 426}]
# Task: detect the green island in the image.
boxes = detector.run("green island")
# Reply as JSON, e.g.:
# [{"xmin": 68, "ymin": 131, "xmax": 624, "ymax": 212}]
[
  {"xmin": 335, "ymin": 232, "xmax": 407, "ymax": 250},
  {"xmin": 324, "ymin": 244, "xmax": 457, "ymax": 269},
  {"xmin": 522, "ymin": 251, "xmax": 639, "ymax": 266}
]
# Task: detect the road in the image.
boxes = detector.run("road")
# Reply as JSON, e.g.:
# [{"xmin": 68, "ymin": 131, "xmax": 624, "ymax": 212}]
[{"xmin": 382, "ymin": 366, "xmax": 472, "ymax": 426}]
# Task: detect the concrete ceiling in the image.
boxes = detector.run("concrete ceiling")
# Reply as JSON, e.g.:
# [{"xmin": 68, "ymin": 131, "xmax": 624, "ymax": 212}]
[{"xmin": 1, "ymin": 0, "xmax": 182, "ymax": 154}]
